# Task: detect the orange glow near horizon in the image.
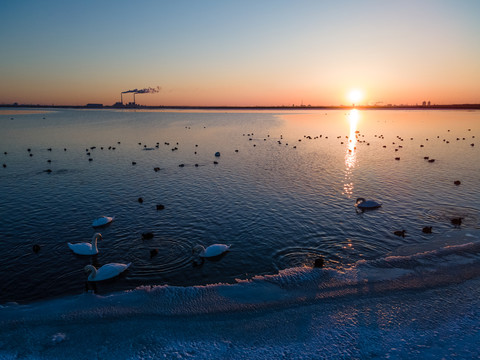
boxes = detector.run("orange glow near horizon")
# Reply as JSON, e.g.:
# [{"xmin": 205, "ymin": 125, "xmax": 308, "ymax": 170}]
[{"xmin": 1, "ymin": 2, "xmax": 479, "ymax": 107}]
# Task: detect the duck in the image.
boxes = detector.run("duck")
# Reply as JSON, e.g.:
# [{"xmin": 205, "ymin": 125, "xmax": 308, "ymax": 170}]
[
  {"xmin": 84, "ymin": 263, "xmax": 131, "ymax": 281},
  {"xmin": 193, "ymin": 244, "xmax": 230, "ymax": 258},
  {"xmin": 422, "ymin": 226, "xmax": 433, "ymax": 234},
  {"xmin": 92, "ymin": 216, "xmax": 114, "ymax": 228},
  {"xmin": 142, "ymin": 232, "xmax": 154, "ymax": 240},
  {"xmin": 393, "ymin": 230, "xmax": 406, "ymax": 237},
  {"xmin": 451, "ymin": 217, "xmax": 462, "ymax": 226},
  {"xmin": 355, "ymin": 198, "xmax": 382, "ymax": 210},
  {"xmin": 314, "ymin": 257, "xmax": 324, "ymax": 268},
  {"xmin": 68, "ymin": 233, "xmax": 102, "ymax": 255}
]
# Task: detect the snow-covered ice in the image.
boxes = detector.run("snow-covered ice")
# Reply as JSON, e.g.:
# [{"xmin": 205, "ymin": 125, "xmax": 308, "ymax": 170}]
[{"xmin": 1, "ymin": 231, "xmax": 480, "ymax": 359}]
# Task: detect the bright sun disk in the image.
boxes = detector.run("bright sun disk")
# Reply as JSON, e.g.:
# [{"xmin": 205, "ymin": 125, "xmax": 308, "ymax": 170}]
[{"xmin": 348, "ymin": 89, "xmax": 363, "ymax": 105}]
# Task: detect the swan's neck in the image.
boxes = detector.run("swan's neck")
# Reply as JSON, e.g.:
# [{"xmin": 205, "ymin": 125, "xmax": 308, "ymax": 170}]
[
  {"xmin": 91, "ymin": 235, "xmax": 99, "ymax": 252},
  {"xmin": 88, "ymin": 266, "xmax": 97, "ymax": 280}
]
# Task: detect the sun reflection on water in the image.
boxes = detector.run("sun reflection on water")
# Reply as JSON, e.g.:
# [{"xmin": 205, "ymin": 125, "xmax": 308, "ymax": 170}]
[{"xmin": 343, "ymin": 109, "xmax": 359, "ymax": 197}]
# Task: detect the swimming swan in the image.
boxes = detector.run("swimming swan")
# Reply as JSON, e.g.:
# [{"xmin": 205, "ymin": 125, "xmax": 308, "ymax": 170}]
[
  {"xmin": 355, "ymin": 197, "xmax": 382, "ymax": 210},
  {"xmin": 68, "ymin": 233, "xmax": 102, "ymax": 255},
  {"xmin": 84, "ymin": 263, "xmax": 131, "ymax": 281},
  {"xmin": 193, "ymin": 244, "xmax": 230, "ymax": 258},
  {"xmin": 92, "ymin": 216, "xmax": 115, "ymax": 228}
]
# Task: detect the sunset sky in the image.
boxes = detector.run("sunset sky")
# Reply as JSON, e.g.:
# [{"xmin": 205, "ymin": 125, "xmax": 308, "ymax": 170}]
[{"xmin": 1, "ymin": 0, "xmax": 479, "ymax": 107}]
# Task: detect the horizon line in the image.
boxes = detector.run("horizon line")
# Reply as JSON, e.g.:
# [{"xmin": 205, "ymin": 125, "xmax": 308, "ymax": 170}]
[{"xmin": 2, "ymin": 103, "xmax": 480, "ymax": 110}]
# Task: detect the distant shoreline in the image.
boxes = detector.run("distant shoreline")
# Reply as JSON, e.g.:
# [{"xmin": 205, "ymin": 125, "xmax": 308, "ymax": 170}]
[{"xmin": 1, "ymin": 103, "xmax": 480, "ymax": 110}]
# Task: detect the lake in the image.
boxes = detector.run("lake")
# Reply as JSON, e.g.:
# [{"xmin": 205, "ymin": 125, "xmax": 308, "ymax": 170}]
[{"xmin": 0, "ymin": 108, "xmax": 479, "ymax": 304}]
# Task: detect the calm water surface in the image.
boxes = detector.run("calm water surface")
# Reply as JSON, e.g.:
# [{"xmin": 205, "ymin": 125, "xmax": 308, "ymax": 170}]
[{"xmin": 1, "ymin": 108, "xmax": 479, "ymax": 303}]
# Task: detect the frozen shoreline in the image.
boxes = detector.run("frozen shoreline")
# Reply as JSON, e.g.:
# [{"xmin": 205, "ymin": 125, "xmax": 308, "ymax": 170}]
[
  {"xmin": 2, "ymin": 231, "xmax": 480, "ymax": 359},
  {"xmin": 1, "ymin": 277, "xmax": 479, "ymax": 359}
]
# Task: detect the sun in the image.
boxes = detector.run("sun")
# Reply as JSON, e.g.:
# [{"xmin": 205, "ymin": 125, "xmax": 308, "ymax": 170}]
[{"xmin": 348, "ymin": 89, "xmax": 363, "ymax": 106}]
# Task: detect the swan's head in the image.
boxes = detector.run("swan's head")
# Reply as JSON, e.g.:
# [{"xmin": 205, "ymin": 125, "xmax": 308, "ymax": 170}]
[
  {"xmin": 356, "ymin": 197, "xmax": 366, "ymax": 204},
  {"xmin": 93, "ymin": 233, "xmax": 102, "ymax": 240},
  {"xmin": 192, "ymin": 245, "xmax": 205, "ymax": 256},
  {"xmin": 84, "ymin": 265, "xmax": 97, "ymax": 276}
]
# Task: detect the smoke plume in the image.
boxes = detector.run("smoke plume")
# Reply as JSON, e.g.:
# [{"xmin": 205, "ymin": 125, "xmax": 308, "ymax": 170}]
[
  {"xmin": 122, "ymin": 89, "xmax": 138, "ymax": 94},
  {"xmin": 122, "ymin": 86, "xmax": 160, "ymax": 94}
]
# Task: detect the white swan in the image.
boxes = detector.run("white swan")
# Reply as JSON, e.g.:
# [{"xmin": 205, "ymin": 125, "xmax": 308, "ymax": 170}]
[
  {"xmin": 193, "ymin": 244, "xmax": 230, "ymax": 258},
  {"xmin": 92, "ymin": 216, "xmax": 115, "ymax": 228},
  {"xmin": 68, "ymin": 233, "xmax": 102, "ymax": 255},
  {"xmin": 355, "ymin": 197, "xmax": 382, "ymax": 210},
  {"xmin": 84, "ymin": 263, "xmax": 131, "ymax": 281}
]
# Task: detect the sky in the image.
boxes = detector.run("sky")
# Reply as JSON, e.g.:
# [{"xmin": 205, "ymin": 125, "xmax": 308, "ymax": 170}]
[{"xmin": 1, "ymin": 0, "xmax": 479, "ymax": 107}]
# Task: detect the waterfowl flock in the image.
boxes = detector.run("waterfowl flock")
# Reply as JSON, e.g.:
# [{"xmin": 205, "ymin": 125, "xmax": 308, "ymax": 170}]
[
  {"xmin": 2, "ymin": 115, "xmax": 476, "ymax": 178},
  {"xmin": 3, "ymin": 110, "xmax": 477, "ymax": 297},
  {"xmin": 64, "ymin": 215, "xmax": 231, "ymax": 285}
]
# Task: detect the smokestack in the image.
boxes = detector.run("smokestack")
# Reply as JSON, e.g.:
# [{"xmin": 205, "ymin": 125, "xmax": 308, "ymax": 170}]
[
  {"xmin": 121, "ymin": 92, "xmax": 123, "ymax": 105},
  {"xmin": 121, "ymin": 86, "xmax": 160, "ymax": 105}
]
